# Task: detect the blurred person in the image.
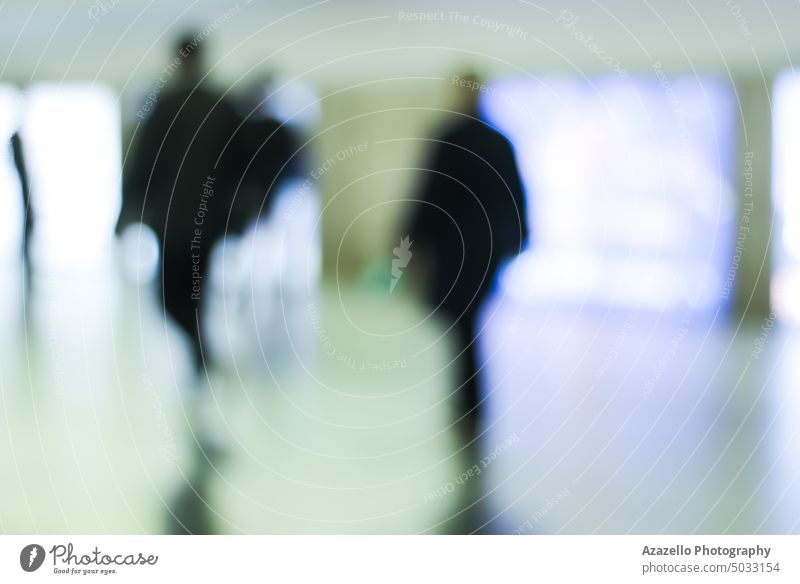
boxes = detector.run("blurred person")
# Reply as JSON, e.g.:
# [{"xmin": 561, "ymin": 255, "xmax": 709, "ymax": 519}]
[
  {"xmin": 10, "ymin": 131, "xmax": 31, "ymax": 260},
  {"xmin": 122, "ymin": 33, "xmax": 243, "ymax": 375},
  {"xmin": 123, "ymin": 34, "xmax": 252, "ymax": 534},
  {"xmin": 10, "ymin": 130, "xmax": 33, "ymax": 303},
  {"xmin": 406, "ymin": 72, "xmax": 529, "ymax": 443},
  {"xmin": 405, "ymin": 72, "xmax": 528, "ymax": 533}
]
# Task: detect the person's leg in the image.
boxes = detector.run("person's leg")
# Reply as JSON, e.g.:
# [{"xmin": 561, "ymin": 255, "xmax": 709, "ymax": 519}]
[
  {"xmin": 445, "ymin": 312, "xmax": 492, "ymax": 533},
  {"xmin": 21, "ymin": 215, "xmax": 33, "ymax": 329},
  {"xmin": 158, "ymin": 252, "xmax": 222, "ymax": 533},
  {"xmin": 160, "ymin": 250, "xmax": 205, "ymax": 375},
  {"xmin": 451, "ymin": 314, "xmax": 481, "ymax": 439}
]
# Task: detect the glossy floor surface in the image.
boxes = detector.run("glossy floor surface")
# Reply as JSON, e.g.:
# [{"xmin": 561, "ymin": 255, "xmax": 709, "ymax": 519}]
[{"xmin": 1, "ymin": 261, "xmax": 798, "ymax": 534}]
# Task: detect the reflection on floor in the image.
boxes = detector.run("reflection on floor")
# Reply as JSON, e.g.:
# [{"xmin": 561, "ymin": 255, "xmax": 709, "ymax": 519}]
[
  {"xmin": 1, "ymin": 261, "xmax": 799, "ymax": 534},
  {"xmin": 0, "ymin": 261, "xmax": 466, "ymax": 534},
  {"xmin": 479, "ymin": 295, "xmax": 800, "ymax": 534}
]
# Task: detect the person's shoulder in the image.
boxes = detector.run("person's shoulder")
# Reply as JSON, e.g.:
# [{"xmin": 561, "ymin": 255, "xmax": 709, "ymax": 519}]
[
  {"xmin": 477, "ymin": 119, "xmax": 514, "ymax": 149},
  {"xmin": 142, "ymin": 86, "xmax": 193, "ymax": 116},
  {"xmin": 450, "ymin": 117, "xmax": 511, "ymax": 150},
  {"xmin": 445, "ymin": 115, "xmax": 500, "ymax": 136}
]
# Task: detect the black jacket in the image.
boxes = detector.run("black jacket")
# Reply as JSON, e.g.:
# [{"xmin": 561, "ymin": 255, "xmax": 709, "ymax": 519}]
[
  {"xmin": 408, "ymin": 114, "xmax": 528, "ymax": 318},
  {"xmin": 123, "ymin": 83, "xmax": 241, "ymax": 248}
]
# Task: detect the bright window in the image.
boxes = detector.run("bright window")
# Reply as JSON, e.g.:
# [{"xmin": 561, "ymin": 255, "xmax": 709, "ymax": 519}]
[
  {"xmin": 23, "ymin": 84, "xmax": 121, "ymax": 270},
  {"xmin": 482, "ymin": 76, "xmax": 736, "ymax": 311},
  {"xmin": 772, "ymin": 71, "xmax": 800, "ymax": 322}
]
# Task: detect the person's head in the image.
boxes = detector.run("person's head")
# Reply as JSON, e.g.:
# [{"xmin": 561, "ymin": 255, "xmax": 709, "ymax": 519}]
[
  {"xmin": 453, "ymin": 70, "xmax": 483, "ymax": 116},
  {"xmin": 175, "ymin": 32, "xmax": 205, "ymax": 81}
]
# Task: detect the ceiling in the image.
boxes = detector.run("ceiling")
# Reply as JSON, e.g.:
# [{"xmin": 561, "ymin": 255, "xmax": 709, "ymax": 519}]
[{"xmin": 1, "ymin": 0, "xmax": 798, "ymax": 89}]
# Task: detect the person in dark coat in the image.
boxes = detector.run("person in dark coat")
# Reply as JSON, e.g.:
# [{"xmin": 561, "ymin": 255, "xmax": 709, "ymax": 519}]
[
  {"xmin": 123, "ymin": 33, "xmax": 243, "ymax": 374},
  {"xmin": 10, "ymin": 131, "xmax": 31, "ymax": 264},
  {"xmin": 407, "ymin": 73, "xmax": 529, "ymax": 439},
  {"xmin": 7, "ymin": 127, "xmax": 36, "ymax": 328},
  {"xmin": 10, "ymin": 130, "xmax": 33, "ymax": 299}
]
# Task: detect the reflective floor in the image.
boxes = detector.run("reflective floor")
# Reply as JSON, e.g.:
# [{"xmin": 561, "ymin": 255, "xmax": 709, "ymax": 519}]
[
  {"xmin": 1, "ymin": 258, "xmax": 799, "ymax": 534},
  {"xmin": 480, "ymin": 297, "xmax": 800, "ymax": 534}
]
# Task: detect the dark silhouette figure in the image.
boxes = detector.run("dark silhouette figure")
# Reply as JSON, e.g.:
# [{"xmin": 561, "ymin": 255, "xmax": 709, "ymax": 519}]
[
  {"xmin": 8, "ymin": 128, "xmax": 37, "ymax": 331},
  {"xmin": 408, "ymin": 74, "xmax": 529, "ymax": 440},
  {"xmin": 11, "ymin": 131, "xmax": 31, "ymax": 259},
  {"xmin": 407, "ymin": 73, "xmax": 528, "ymax": 533},
  {"xmin": 10, "ymin": 131, "xmax": 33, "ymax": 294},
  {"xmin": 123, "ymin": 34, "xmax": 243, "ymax": 374}
]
